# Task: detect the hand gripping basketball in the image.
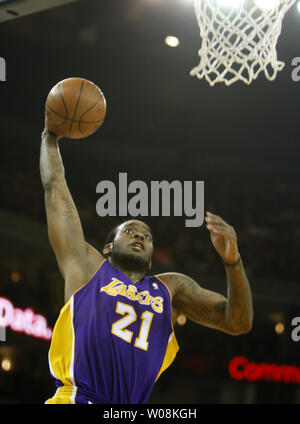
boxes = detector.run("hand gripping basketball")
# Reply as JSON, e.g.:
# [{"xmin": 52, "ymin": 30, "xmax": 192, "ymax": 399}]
[{"xmin": 45, "ymin": 77, "xmax": 106, "ymax": 139}]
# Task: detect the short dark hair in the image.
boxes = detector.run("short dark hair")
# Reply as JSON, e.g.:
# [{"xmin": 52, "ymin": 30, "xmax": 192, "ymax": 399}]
[
  {"xmin": 103, "ymin": 224, "xmax": 121, "ymax": 249},
  {"xmin": 103, "ymin": 220, "xmax": 153, "ymax": 254}
]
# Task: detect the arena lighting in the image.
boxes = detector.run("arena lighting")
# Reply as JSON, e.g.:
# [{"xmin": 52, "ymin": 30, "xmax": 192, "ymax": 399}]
[
  {"xmin": 297, "ymin": 1, "xmax": 300, "ymax": 13},
  {"xmin": 255, "ymin": 0, "xmax": 280, "ymax": 9},
  {"xmin": 0, "ymin": 297, "xmax": 52, "ymax": 341},
  {"xmin": 1, "ymin": 358, "xmax": 12, "ymax": 372},
  {"xmin": 165, "ymin": 36, "xmax": 180, "ymax": 48},
  {"xmin": 10, "ymin": 271, "xmax": 20, "ymax": 283},
  {"xmin": 229, "ymin": 356, "xmax": 300, "ymax": 384},
  {"xmin": 176, "ymin": 314, "xmax": 187, "ymax": 326},
  {"xmin": 274, "ymin": 322, "xmax": 285, "ymax": 334}
]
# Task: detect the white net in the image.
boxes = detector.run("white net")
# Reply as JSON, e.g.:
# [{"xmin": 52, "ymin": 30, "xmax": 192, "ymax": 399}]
[{"xmin": 190, "ymin": 0, "xmax": 296, "ymax": 86}]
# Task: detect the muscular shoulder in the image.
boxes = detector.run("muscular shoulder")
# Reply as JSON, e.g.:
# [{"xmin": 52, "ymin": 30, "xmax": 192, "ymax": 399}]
[
  {"xmin": 155, "ymin": 272, "xmax": 201, "ymax": 299},
  {"xmin": 70, "ymin": 242, "xmax": 104, "ymax": 278},
  {"xmin": 86, "ymin": 242, "xmax": 104, "ymax": 266},
  {"xmin": 64, "ymin": 242, "xmax": 104, "ymax": 302}
]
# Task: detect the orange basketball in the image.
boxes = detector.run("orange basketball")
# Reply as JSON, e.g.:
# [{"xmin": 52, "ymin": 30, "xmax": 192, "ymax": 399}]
[{"xmin": 45, "ymin": 77, "xmax": 106, "ymax": 139}]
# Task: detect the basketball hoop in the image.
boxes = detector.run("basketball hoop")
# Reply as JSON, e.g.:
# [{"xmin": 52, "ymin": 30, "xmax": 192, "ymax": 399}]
[{"xmin": 190, "ymin": 0, "xmax": 296, "ymax": 86}]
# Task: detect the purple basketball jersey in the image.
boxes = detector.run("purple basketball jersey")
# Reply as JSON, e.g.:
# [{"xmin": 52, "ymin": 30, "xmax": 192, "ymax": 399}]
[{"xmin": 47, "ymin": 259, "xmax": 179, "ymax": 404}]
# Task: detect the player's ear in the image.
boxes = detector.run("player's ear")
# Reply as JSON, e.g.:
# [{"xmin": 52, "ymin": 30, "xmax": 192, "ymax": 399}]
[{"xmin": 103, "ymin": 243, "xmax": 112, "ymax": 257}]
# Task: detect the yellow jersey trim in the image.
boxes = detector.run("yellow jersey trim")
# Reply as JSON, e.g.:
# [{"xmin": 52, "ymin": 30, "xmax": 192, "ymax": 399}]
[
  {"xmin": 155, "ymin": 275, "xmax": 177, "ymax": 332},
  {"xmin": 45, "ymin": 386, "xmax": 75, "ymax": 404},
  {"xmin": 48, "ymin": 260, "xmax": 107, "ymax": 403},
  {"xmin": 48, "ymin": 299, "xmax": 74, "ymax": 388},
  {"xmin": 154, "ymin": 331, "xmax": 179, "ymax": 382},
  {"xmin": 154, "ymin": 275, "xmax": 179, "ymax": 381}
]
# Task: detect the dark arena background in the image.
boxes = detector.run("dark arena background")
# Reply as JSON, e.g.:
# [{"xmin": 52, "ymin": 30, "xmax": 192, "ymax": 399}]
[{"xmin": 0, "ymin": 0, "xmax": 300, "ymax": 407}]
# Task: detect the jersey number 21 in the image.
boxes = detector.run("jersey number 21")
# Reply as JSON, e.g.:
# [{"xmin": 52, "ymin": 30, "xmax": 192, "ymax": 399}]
[{"xmin": 111, "ymin": 301, "xmax": 154, "ymax": 351}]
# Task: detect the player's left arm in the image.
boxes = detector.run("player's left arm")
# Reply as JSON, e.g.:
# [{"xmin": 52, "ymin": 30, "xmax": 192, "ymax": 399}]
[{"xmin": 159, "ymin": 212, "xmax": 253, "ymax": 335}]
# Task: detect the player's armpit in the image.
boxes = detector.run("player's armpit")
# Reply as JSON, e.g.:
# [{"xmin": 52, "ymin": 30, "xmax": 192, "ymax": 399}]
[
  {"xmin": 158, "ymin": 272, "xmax": 242, "ymax": 335},
  {"xmin": 63, "ymin": 242, "xmax": 104, "ymax": 303}
]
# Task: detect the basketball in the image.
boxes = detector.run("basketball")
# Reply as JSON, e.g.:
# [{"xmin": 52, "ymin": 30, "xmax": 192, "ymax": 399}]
[{"xmin": 45, "ymin": 77, "xmax": 106, "ymax": 139}]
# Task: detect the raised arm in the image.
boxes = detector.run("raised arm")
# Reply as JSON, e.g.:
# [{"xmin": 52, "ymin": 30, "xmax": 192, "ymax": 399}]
[
  {"xmin": 40, "ymin": 129, "xmax": 103, "ymax": 302},
  {"xmin": 159, "ymin": 264, "xmax": 252, "ymax": 335},
  {"xmin": 157, "ymin": 212, "xmax": 253, "ymax": 335}
]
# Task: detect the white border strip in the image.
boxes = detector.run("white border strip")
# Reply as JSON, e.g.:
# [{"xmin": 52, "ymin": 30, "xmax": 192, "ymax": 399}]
[
  {"xmin": 69, "ymin": 295, "xmax": 77, "ymax": 404},
  {"xmin": 48, "ymin": 349, "xmax": 60, "ymax": 380}
]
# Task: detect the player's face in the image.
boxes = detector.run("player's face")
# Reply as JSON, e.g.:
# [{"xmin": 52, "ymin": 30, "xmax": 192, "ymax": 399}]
[{"xmin": 110, "ymin": 221, "xmax": 153, "ymax": 271}]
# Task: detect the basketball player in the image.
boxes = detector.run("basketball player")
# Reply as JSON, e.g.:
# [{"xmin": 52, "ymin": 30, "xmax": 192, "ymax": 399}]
[{"xmin": 40, "ymin": 129, "xmax": 253, "ymax": 404}]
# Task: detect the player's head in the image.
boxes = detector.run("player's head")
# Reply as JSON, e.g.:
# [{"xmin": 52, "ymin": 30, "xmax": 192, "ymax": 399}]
[{"xmin": 103, "ymin": 220, "xmax": 153, "ymax": 273}]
